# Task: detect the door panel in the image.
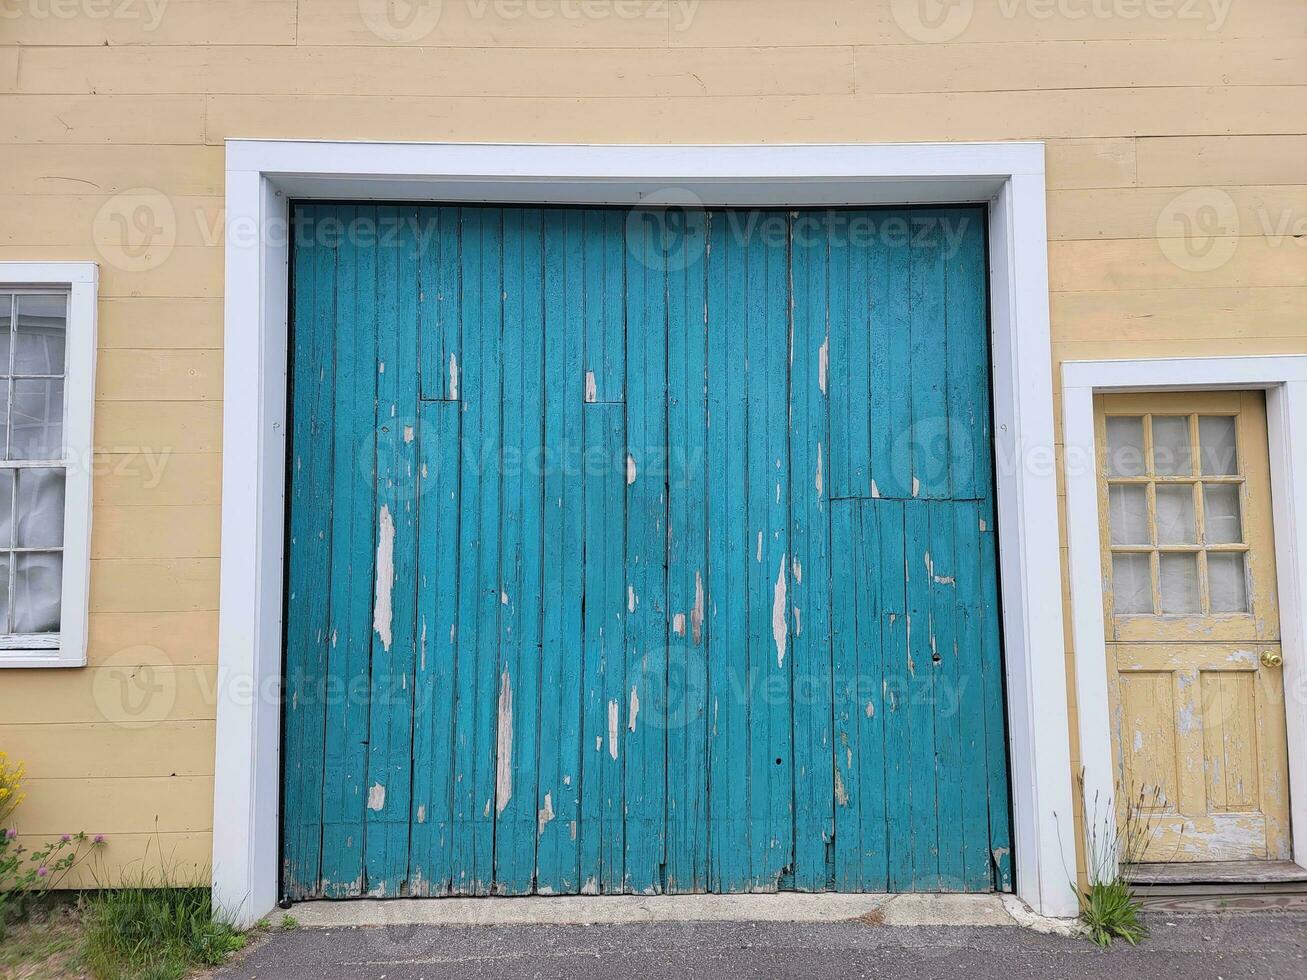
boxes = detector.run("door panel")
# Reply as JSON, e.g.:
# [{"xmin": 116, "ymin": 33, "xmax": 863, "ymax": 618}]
[
  {"xmin": 1098, "ymin": 391, "xmax": 1291, "ymax": 864},
  {"xmin": 282, "ymin": 203, "xmax": 1012, "ymax": 899}
]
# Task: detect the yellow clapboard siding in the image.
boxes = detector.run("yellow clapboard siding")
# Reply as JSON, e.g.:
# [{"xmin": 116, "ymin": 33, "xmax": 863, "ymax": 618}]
[
  {"xmin": 852, "ymin": 39, "xmax": 1307, "ymax": 93},
  {"xmin": 200, "ymin": 88, "xmax": 1307, "ymax": 145},
  {"xmin": 94, "ymin": 453, "xmax": 222, "ymax": 508},
  {"xmin": 1044, "ymin": 139, "xmax": 1136, "ymax": 190},
  {"xmin": 1048, "ymin": 186, "xmax": 1307, "ymax": 241},
  {"xmin": 1055, "ymin": 338, "xmax": 1307, "ymax": 364},
  {"xmin": 0, "ymin": 196, "xmax": 225, "ymax": 248},
  {"xmin": 86, "ymin": 611, "xmax": 218, "ymax": 668},
  {"xmin": 0, "ymin": 247, "xmax": 222, "ymax": 298},
  {"xmin": 89, "ymin": 559, "xmax": 220, "ymax": 613},
  {"xmin": 16, "ymin": 777, "xmax": 213, "ymax": 835},
  {"xmin": 1051, "ymin": 287, "xmax": 1307, "ymax": 343},
  {"xmin": 14, "ymin": 833, "xmax": 212, "ymax": 889},
  {"xmin": 98, "ymin": 297, "xmax": 224, "ymax": 349},
  {"xmin": 95, "ymin": 350, "xmax": 223, "ymax": 402},
  {"xmin": 0, "ymin": 146, "xmax": 224, "ymax": 197},
  {"xmin": 92, "ymin": 506, "xmax": 221, "ymax": 560},
  {"xmin": 298, "ymin": 0, "xmax": 673, "ymax": 46},
  {"xmin": 0, "ymin": 96, "xmax": 206, "ymax": 145},
  {"xmin": 1136, "ymin": 135, "xmax": 1307, "ymax": 187},
  {"xmin": 1049, "ymin": 237, "xmax": 1305, "ymax": 292},
  {"xmin": 0, "ymin": 721, "xmax": 215, "ymax": 779},
  {"xmin": 1, "ymin": 0, "xmax": 296, "ymax": 45},
  {"xmin": 95, "ymin": 401, "xmax": 224, "ymax": 454},
  {"xmin": 6, "ymin": 44, "xmax": 856, "ymax": 98},
  {"xmin": 0, "ymin": 665, "xmax": 217, "ymax": 725},
  {"xmin": 672, "ymin": 0, "xmax": 1305, "ymax": 46}
]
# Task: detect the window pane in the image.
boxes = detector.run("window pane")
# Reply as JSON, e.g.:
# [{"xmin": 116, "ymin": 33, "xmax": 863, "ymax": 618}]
[
  {"xmin": 1152, "ymin": 416, "xmax": 1193, "ymax": 476},
  {"xmin": 0, "ymin": 471, "xmax": 11, "ymax": 549},
  {"xmin": 13, "ymin": 551, "xmax": 61, "ymax": 633},
  {"xmin": 1106, "ymin": 417, "xmax": 1146, "ymax": 477},
  {"xmin": 1199, "ymin": 416, "xmax": 1238, "ymax": 476},
  {"xmin": 0, "ymin": 553, "xmax": 9, "ymax": 632},
  {"xmin": 1208, "ymin": 553, "xmax": 1248, "ymax": 614},
  {"xmin": 14, "ymin": 294, "xmax": 66, "ymax": 376},
  {"xmin": 1108, "ymin": 484, "xmax": 1150, "ymax": 545},
  {"xmin": 1156, "ymin": 485, "xmax": 1197, "ymax": 545},
  {"xmin": 16, "ymin": 468, "xmax": 64, "ymax": 548},
  {"xmin": 1204, "ymin": 483, "xmax": 1243, "ymax": 545},
  {"xmin": 1159, "ymin": 552, "xmax": 1200, "ymax": 614},
  {"xmin": 9, "ymin": 378, "xmax": 63, "ymax": 459},
  {"xmin": 1113, "ymin": 553, "xmax": 1153, "ymax": 615},
  {"xmin": 0, "ymin": 293, "xmax": 11, "ymax": 374}
]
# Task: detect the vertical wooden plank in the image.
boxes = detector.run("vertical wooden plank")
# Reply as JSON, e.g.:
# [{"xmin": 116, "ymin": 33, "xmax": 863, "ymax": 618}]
[
  {"xmin": 706, "ymin": 211, "xmax": 751, "ymax": 891},
  {"xmin": 788, "ymin": 211, "xmax": 834, "ymax": 891},
  {"xmin": 855, "ymin": 500, "xmax": 889, "ymax": 890},
  {"xmin": 419, "ymin": 207, "xmax": 461, "ymax": 401},
  {"xmin": 904, "ymin": 500, "xmax": 939, "ymax": 890},
  {"xmin": 829, "ymin": 498, "xmax": 860, "ymax": 889},
  {"xmin": 664, "ymin": 206, "xmax": 709, "ymax": 894},
  {"xmin": 978, "ymin": 494, "xmax": 1014, "ymax": 889},
  {"xmin": 583, "ymin": 209, "xmax": 626, "ymax": 404},
  {"xmin": 872, "ymin": 221, "xmax": 912, "ymax": 500},
  {"xmin": 362, "ymin": 206, "xmax": 420, "ymax": 896},
  {"xmin": 623, "ymin": 206, "xmax": 669, "ymax": 895},
  {"xmin": 954, "ymin": 501, "xmax": 995, "ymax": 891},
  {"xmin": 827, "ymin": 214, "xmax": 871, "ymax": 500},
  {"xmin": 410, "ymin": 397, "xmax": 460, "ymax": 896},
  {"xmin": 536, "ymin": 209, "xmax": 586, "ymax": 894},
  {"xmin": 580, "ymin": 401, "xmax": 626, "ymax": 893},
  {"xmin": 944, "ymin": 209, "xmax": 990, "ymax": 502},
  {"xmin": 319, "ymin": 204, "xmax": 375, "ymax": 898},
  {"xmin": 493, "ymin": 208, "xmax": 546, "ymax": 894},
  {"xmin": 929, "ymin": 501, "xmax": 965, "ymax": 891},
  {"xmin": 282, "ymin": 204, "xmax": 335, "ymax": 899},
  {"xmin": 880, "ymin": 501, "xmax": 913, "ymax": 891},
  {"xmin": 909, "ymin": 222, "xmax": 949, "ymax": 500}
]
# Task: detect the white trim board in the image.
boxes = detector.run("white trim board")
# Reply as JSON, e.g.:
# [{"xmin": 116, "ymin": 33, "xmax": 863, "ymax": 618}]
[
  {"xmin": 1062, "ymin": 355, "xmax": 1307, "ymax": 878},
  {"xmin": 0, "ymin": 262, "xmax": 97, "ymax": 669},
  {"xmin": 216, "ymin": 140, "xmax": 1076, "ymax": 925}
]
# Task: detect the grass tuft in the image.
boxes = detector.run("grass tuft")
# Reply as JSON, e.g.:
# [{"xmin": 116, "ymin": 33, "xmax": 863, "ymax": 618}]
[{"xmin": 1079, "ymin": 877, "xmax": 1148, "ymax": 948}]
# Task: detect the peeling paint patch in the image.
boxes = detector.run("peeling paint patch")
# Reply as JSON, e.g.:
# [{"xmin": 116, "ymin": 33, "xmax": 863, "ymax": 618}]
[
  {"xmin": 691, "ymin": 571, "xmax": 705, "ymax": 645},
  {"xmin": 818, "ymin": 335, "xmax": 829, "ymax": 395},
  {"xmin": 912, "ymin": 476, "xmax": 921, "ymax": 498},
  {"xmin": 585, "ymin": 371, "xmax": 598, "ymax": 403},
  {"xmin": 628, "ymin": 586, "xmax": 637, "ymax": 613},
  {"xmin": 792, "ymin": 558, "xmax": 802, "ymax": 583},
  {"xmin": 367, "ymin": 783, "xmax": 386, "ymax": 812},
  {"xmin": 834, "ymin": 767, "xmax": 849, "ymax": 807},
  {"xmin": 627, "ymin": 454, "xmax": 638, "ymax": 485},
  {"xmin": 416, "ymin": 804, "xmax": 426, "ymax": 824},
  {"xmin": 607, "ymin": 699, "xmax": 620, "ymax": 759},
  {"xmin": 629, "ymin": 686, "xmax": 640, "ymax": 732},
  {"xmin": 815, "ymin": 443, "xmax": 824, "ymax": 499},
  {"xmin": 672, "ymin": 612, "xmax": 686, "ymax": 636},
  {"xmin": 501, "ymin": 590, "xmax": 509, "ymax": 606},
  {"xmin": 756, "ymin": 531, "xmax": 763, "ymax": 562},
  {"xmin": 495, "ymin": 667, "xmax": 513, "ymax": 815},
  {"xmin": 372, "ymin": 504, "xmax": 395, "ymax": 651},
  {"xmin": 403, "ymin": 425, "xmax": 414, "ymax": 443},
  {"xmin": 772, "ymin": 554, "xmax": 788, "ymax": 667},
  {"xmin": 449, "ymin": 353, "xmax": 460, "ymax": 400},
  {"xmin": 871, "ymin": 480, "xmax": 880, "ymax": 499},
  {"xmin": 538, "ymin": 792, "xmax": 555, "ymax": 835},
  {"xmin": 865, "ymin": 701, "xmax": 875, "ymax": 718}
]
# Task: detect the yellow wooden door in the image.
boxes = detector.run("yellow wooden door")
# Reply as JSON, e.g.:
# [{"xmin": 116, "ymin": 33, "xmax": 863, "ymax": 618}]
[{"xmin": 1097, "ymin": 391, "xmax": 1291, "ymax": 863}]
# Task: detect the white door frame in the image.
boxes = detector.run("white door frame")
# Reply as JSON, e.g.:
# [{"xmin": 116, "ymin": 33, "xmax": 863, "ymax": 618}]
[
  {"xmin": 215, "ymin": 139, "xmax": 1077, "ymax": 925},
  {"xmin": 1063, "ymin": 356, "xmax": 1307, "ymax": 876}
]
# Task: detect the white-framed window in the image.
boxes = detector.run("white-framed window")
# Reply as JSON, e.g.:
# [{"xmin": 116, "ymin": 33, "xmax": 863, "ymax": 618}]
[{"xmin": 0, "ymin": 263, "xmax": 96, "ymax": 668}]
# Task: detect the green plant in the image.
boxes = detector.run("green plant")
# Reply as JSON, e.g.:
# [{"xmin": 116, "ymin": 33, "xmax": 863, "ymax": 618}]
[
  {"xmin": 81, "ymin": 845, "xmax": 245, "ymax": 980},
  {"xmin": 281, "ymin": 912, "xmax": 299, "ymax": 930},
  {"xmin": 1077, "ymin": 776, "xmax": 1164, "ymax": 948}
]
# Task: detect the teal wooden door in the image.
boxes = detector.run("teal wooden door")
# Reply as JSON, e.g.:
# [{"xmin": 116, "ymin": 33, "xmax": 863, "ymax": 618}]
[{"xmin": 282, "ymin": 204, "xmax": 1012, "ymax": 900}]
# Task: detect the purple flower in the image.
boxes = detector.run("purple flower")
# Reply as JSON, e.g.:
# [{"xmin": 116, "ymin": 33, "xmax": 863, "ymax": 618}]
[
  {"xmin": 37, "ymin": 866, "xmax": 48, "ymax": 877},
  {"xmin": 4, "ymin": 828, "xmax": 15, "ymax": 840},
  {"xmin": 93, "ymin": 834, "xmax": 105, "ymax": 844},
  {"xmin": 61, "ymin": 834, "xmax": 72, "ymax": 842}
]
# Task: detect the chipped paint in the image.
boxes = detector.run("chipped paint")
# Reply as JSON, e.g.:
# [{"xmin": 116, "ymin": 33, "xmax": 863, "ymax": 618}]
[
  {"xmin": 792, "ymin": 558, "xmax": 801, "ymax": 583},
  {"xmin": 834, "ymin": 767, "xmax": 849, "ymax": 807},
  {"xmin": 627, "ymin": 453, "xmax": 638, "ymax": 485},
  {"xmin": 815, "ymin": 443, "xmax": 824, "ymax": 499},
  {"xmin": 772, "ymin": 554, "xmax": 788, "ymax": 667},
  {"xmin": 871, "ymin": 480, "xmax": 880, "ymax": 499},
  {"xmin": 607, "ymin": 699, "xmax": 620, "ymax": 760},
  {"xmin": 367, "ymin": 783, "xmax": 386, "ymax": 812},
  {"xmin": 372, "ymin": 504, "xmax": 395, "ymax": 651},
  {"xmin": 585, "ymin": 370, "xmax": 597, "ymax": 403},
  {"xmin": 756, "ymin": 531, "xmax": 763, "ymax": 562},
  {"xmin": 403, "ymin": 425, "xmax": 414, "ymax": 443},
  {"xmin": 495, "ymin": 667, "xmax": 513, "ymax": 815},
  {"xmin": 537, "ymin": 792, "xmax": 555, "ymax": 835},
  {"xmin": 912, "ymin": 476, "xmax": 921, "ymax": 497},
  {"xmin": 416, "ymin": 804, "xmax": 426, "ymax": 824},
  {"xmin": 627, "ymin": 586, "xmax": 637, "ymax": 613},
  {"xmin": 672, "ymin": 612, "xmax": 686, "ymax": 636},
  {"xmin": 818, "ymin": 335, "xmax": 829, "ymax": 395},
  {"xmin": 691, "ymin": 571, "xmax": 705, "ymax": 644},
  {"xmin": 449, "ymin": 352, "xmax": 459, "ymax": 400},
  {"xmin": 629, "ymin": 686, "xmax": 640, "ymax": 732}
]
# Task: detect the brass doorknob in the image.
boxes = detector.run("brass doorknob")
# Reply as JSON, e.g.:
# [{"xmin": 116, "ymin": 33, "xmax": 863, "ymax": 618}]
[{"xmin": 1261, "ymin": 649, "xmax": 1284, "ymax": 669}]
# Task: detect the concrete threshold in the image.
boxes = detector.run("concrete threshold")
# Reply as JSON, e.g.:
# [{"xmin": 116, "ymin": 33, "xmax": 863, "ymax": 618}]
[{"xmin": 289, "ymin": 892, "xmax": 1078, "ymax": 934}]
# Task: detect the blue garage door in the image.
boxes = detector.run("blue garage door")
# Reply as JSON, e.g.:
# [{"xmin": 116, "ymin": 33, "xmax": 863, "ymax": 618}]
[{"xmin": 281, "ymin": 203, "xmax": 1012, "ymax": 899}]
